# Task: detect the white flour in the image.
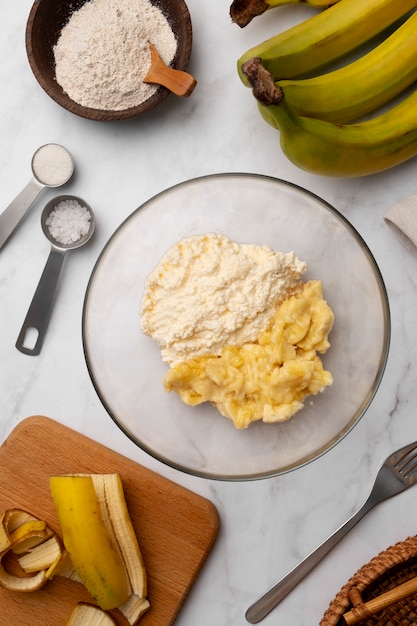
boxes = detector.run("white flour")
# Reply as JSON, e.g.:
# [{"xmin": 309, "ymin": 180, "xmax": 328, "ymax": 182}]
[
  {"xmin": 140, "ymin": 233, "xmax": 307, "ymax": 366},
  {"xmin": 54, "ymin": 0, "xmax": 178, "ymax": 110}
]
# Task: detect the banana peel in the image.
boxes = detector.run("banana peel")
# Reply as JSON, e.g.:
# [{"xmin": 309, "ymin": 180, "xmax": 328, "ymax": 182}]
[
  {"xmin": 117, "ymin": 594, "xmax": 151, "ymax": 625},
  {"xmin": 0, "ymin": 508, "xmax": 65, "ymax": 592},
  {"xmin": 90, "ymin": 474, "xmax": 147, "ymax": 599},
  {"xmin": 0, "ymin": 509, "xmax": 45, "ymax": 552},
  {"xmin": 0, "ymin": 474, "xmax": 149, "ymax": 624},
  {"xmin": 18, "ymin": 535, "xmax": 63, "ymax": 573},
  {"xmin": 50, "ymin": 473, "xmax": 149, "ymax": 623},
  {"xmin": 50, "ymin": 475, "xmax": 130, "ymax": 611},
  {"xmin": 67, "ymin": 602, "xmax": 118, "ymax": 625}
]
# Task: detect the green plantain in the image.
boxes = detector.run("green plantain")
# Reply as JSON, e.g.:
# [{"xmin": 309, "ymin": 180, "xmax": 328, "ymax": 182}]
[
  {"xmin": 237, "ymin": 0, "xmax": 417, "ymax": 83},
  {"xmin": 255, "ymin": 85, "xmax": 417, "ymax": 177},
  {"xmin": 230, "ymin": 0, "xmax": 340, "ymax": 28}
]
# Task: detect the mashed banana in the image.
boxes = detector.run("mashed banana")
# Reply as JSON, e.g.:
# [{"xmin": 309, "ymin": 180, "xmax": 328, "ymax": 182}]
[
  {"xmin": 164, "ymin": 280, "xmax": 334, "ymax": 429},
  {"xmin": 140, "ymin": 233, "xmax": 334, "ymax": 429}
]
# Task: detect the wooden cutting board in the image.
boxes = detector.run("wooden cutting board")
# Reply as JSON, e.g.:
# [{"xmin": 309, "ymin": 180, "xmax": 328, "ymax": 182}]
[{"xmin": 0, "ymin": 416, "xmax": 220, "ymax": 625}]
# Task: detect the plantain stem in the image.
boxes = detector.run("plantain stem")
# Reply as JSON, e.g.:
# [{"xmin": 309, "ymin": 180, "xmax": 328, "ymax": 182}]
[
  {"xmin": 230, "ymin": 0, "xmax": 269, "ymax": 27},
  {"xmin": 241, "ymin": 58, "xmax": 284, "ymax": 105}
]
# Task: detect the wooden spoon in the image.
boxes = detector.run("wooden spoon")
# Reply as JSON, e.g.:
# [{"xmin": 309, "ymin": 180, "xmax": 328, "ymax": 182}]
[{"xmin": 144, "ymin": 43, "xmax": 197, "ymax": 97}]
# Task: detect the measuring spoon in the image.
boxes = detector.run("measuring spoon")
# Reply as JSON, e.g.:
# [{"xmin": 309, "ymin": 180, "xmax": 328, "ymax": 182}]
[
  {"xmin": 16, "ymin": 195, "xmax": 95, "ymax": 356},
  {"xmin": 0, "ymin": 143, "xmax": 74, "ymax": 250}
]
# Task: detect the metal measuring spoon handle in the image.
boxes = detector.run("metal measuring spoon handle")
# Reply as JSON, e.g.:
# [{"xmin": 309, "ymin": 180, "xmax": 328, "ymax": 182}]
[
  {"xmin": 0, "ymin": 144, "xmax": 74, "ymax": 250},
  {"xmin": 0, "ymin": 178, "xmax": 45, "ymax": 249},
  {"xmin": 16, "ymin": 247, "xmax": 67, "ymax": 355},
  {"xmin": 16, "ymin": 195, "xmax": 95, "ymax": 356}
]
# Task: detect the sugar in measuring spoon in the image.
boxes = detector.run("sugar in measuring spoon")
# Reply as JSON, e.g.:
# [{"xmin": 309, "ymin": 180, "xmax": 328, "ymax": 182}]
[
  {"xmin": 16, "ymin": 195, "xmax": 95, "ymax": 356},
  {"xmin": 0, "ymin": 143, "xmax": 74, "ymax": 250}
]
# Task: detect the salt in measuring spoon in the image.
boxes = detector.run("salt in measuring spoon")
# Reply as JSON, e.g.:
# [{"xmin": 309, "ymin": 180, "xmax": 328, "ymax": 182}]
[
  {"xmin": 0, "ymin": 143, "xmax": 74, "ymax": 250},
  {"xmin": 16, "ymin": 195, "xmax": 95, "ymax": 356}
]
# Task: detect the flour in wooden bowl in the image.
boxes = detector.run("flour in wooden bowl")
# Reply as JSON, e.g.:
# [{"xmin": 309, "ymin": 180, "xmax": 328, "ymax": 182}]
[{"xmin": 53, "ymin": 0, "xmax": 178, "ymax": 111}]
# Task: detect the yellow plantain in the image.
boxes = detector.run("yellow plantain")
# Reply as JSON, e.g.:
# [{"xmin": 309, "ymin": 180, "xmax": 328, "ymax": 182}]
[
  {"xmin": 241, "ymin": 9, "xmax": 417, "ymax": 125},
  {"xmin": 230, "ymin": 0, "xmax": 340, "ymax": 28},
  {"xmin": 276, "ymin": 10, "xmax": 417, "ymax": 122},
  {"xmin": 255, "ymin": 86, "xmax": 417, "ymax": 177},
  {"xmin": 237, "ymin": 0, "xmax": 417, "ymax": 83}
]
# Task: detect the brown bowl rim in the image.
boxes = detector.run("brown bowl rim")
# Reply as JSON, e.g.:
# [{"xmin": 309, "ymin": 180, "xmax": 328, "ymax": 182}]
[{"xmin": 25, "ymin": 0, "xmax": 193, "ymax": 121}]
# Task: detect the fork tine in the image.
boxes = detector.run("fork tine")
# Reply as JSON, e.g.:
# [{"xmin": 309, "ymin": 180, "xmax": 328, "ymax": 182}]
[
  {"xmin": 394, "ymin": 442, "xmax": 417, "ymax": 476},
  {"xmin": 399, "ymin": 456, "xmax": 417, "ymax": 478}
]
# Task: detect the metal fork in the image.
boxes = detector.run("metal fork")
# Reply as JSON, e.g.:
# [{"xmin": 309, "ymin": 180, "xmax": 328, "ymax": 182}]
[{"xmin": 246, "ymin": 441, "xmax": 417, "ymax": 623}]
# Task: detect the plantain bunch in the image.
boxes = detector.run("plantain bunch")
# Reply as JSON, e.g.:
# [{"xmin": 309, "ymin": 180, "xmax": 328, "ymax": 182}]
[{"xmin": 234, "ymin": 0, "xmax": 417, "ymax": 177}]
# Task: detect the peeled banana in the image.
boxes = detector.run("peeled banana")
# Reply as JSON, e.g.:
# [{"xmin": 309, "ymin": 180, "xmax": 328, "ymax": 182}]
[
  {"xmin": 255, "ymin": 86, "xmax": 417, "ymax": 177},
  {"xmin": 50, "ymin": 473, "xmax": 149, "ymax": 624},
  {"xmin": 270, "ymin": 9, "xmax": 417, "ymax": 123},
  {"xmin": 237, "ymin": 0, "xmax": 417, "ymax": 83},
  {"xmin": 230, "ymin": 0, "xmax": 340, "ymax": 28}
]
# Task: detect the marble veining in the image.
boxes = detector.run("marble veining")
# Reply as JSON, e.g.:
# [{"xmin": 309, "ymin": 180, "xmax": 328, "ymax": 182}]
[{"xmin": 2, "ymin": 2, "xmax": 417, "ymax": 624}]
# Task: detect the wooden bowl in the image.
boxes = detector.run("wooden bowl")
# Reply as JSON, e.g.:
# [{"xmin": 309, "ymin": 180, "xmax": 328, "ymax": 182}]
[{"xmin": 25, "ymin": 0, "xmax": 193, "ymax": 121}]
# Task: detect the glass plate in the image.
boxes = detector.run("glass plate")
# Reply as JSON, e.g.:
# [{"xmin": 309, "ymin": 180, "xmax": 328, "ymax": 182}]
[{"xmin": 82, "ymin": 174, "xmax": 390, "ymax": 480}]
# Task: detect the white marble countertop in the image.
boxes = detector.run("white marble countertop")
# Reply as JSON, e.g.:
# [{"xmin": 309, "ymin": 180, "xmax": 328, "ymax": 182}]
[{"xmin": 2, "ymin": 2, "xmax": 417, "ymax": 624}]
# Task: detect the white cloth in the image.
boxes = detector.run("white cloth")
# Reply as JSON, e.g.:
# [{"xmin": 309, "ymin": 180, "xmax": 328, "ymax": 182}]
[{"xmin": 385, "ymin": 190, "xmax": 417, "ymax": 257}]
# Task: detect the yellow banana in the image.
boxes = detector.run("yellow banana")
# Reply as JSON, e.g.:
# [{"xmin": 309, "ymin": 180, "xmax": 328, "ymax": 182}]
[
  {"xmin": 230, "ymin": 0, "xmax": 340, "ymax": 28},
  {"xmin": 271, "ymin": 10, "xmax": 417, "ymax": 123},
  {"xmin": 255, "ymin": 86, "xmax": 417, "ymax": 177},
  {"xmin": 50, "ymin": 475, "xmax": 130, "ymax": 611},
  {"xmin": 241, "ymin": 9, "xmax": 417, "ymax": 125},
  {"xmin": 237, "ymin": 0, "xmax": 417, "ymax": 83}
]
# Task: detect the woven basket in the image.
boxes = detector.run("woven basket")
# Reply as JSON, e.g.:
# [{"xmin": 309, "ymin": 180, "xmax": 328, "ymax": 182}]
[{"xmin": 320, "ymin": 535, "xmax": 417, "ymax": 625}]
